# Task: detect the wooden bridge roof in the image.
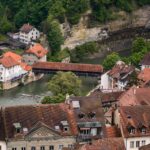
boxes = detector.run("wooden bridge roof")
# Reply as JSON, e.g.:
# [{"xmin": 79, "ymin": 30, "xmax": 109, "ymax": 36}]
[{"xmin": 32, "ymin": 62, "xmax": 103, "ymax": 73}]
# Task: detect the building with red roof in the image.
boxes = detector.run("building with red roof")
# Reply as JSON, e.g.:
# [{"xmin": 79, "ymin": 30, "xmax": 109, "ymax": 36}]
[
  {"xmin": 119, "ymin": 106, "xmax": 150, "ymax": 150},
  {"xmin": 0, "ymin": 51, "xmax": 31, "ymax": 89},
  {"xmin": 22, "ymin": 43, "xmax": 48, "ymax": 65},
  {"xmin": 100, "ymin": 61, "xmax": 136, "ymax": 91},
  {"xmin": 19, "ymin": 23, "xmax": 40, "ymax": 45}
]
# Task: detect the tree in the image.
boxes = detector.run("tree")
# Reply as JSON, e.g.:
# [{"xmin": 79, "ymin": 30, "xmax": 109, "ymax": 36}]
[
  {"xmin": 70, "ymin": 42, "xmax": 99, "ymax": 62},
  {"xmin": 42, "ymin": 94, "xmax": 65, "ymax": 104},
  {"xmin": 48, "ymin": 0, "xmax": 66, "ymax": 23},
  {"xmin": 48, "ymin": 71, "xmax": 82, "ymax": 96},
  {"xmin": 127, "ymin": 71, "xmax": 140, "ymax": 88},
  {"xmin": 0, "ymin": 15, "xmax": 13, "ymax": 33},
  {"xmin": 44, "ymin": 15, "xmax": 64, "ymax": 54},
  {"xmin": 132, "ymin": 37, "xmax": 147, "ymax": 53},
  {"xmin": 102, "ymin": 52, "xmax": 121, "ymax": 70}
]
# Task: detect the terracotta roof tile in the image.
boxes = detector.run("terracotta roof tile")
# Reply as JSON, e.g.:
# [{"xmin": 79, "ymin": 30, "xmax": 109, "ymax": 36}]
[
  {"xmin": 25, "ymin": 43, "xmax": 48, "ymax": 58},
  {"xmin": 79, "ymin": 138, "xmax": 125, "ymax": 150},
  {"xmin": 0, "ymin": 56, "xmax": 19, "ymax": 68},
  {"xmin": 108, "ymin": 63, "xmax": 135, "ymax": 79},
  {"xmin": 89, "ymin": 89, "xmax": 123, "ymax": 103},
  {"xmin": 20, "ymin": 24, "xmax": 34, "ymax": 33},
  {"xmin": 105, "ymin": 126, "xmax": 121, "ymax": 138},
  {"xmin": 119, "ymin": 87, "xmax": 150, "ymax": 106},
  {"xmin": 3, "ymin": 104, "xmax": 77, "ymax": 139},
  {"xmin": 32, "ymin": 62, "xmax": 103, "ymax": 73},
  {"xmin": 4, "ymin": 51, "xmax": 22, "ymax": 62},
  {"xmin": 138, "ymin": 68, "xmax": 150, "ymax": 87},
  {"xmin": 140, "ymin": 144, "xmax": 150, "ymax": 150},
  {"xmin": 120, "ymin": 106, "xmax": 150, "ymax": 138}
]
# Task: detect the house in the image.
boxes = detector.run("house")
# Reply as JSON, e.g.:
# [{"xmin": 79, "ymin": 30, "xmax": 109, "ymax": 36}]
[
  {"xmin": 0, "ymin": 55, "xmax": 26, "ymax": 86},
  {"xmin": 140, "ymin": 52, "xmax": 150, "ymax": 70},
  {"xmin": 100, "ymin": 61, "xmax": 135, "ymax": 91},
  {"xmin": 119, "ymin": 106, "xmax": 150, "ymax": 150},
  {"xmin": 19, "ymin": 23, "xmax": 40, "ymax": 45},
  {"xmin": 66, "ymin": 96, "xmax": 106, "ymax": 143},
  {"xmin": 22, "ymin": 43, "xmax": 48, "ymax": 65},
  {"xmin": 118, "ymin": 87, "xmax": 150, "ymax": 106},
  {"xmin": 138, "ymin": 68, "xmax": 150, "ymax": 87},
  {"xmin": 0, "ymin": 51, "xmax": 31, "ymax": 89},
  {"xmin": 1, "ymin": 104, "xmax": 77, "ymax": 150}
]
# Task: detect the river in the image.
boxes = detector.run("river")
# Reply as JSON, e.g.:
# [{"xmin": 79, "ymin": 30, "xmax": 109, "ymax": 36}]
[{"xmin": 0, "ymin": 49, "xmax": 131, "ymax": 106}]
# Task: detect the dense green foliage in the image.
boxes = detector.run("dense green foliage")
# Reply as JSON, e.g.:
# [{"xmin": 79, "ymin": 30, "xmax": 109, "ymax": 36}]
[
  {"xmin": 42, "ymin": 94, "xmax": 65, "ymax": 104},
  {"xmin": 43, "ymin": 15, "xmax": 64, "ymax": 54},
  {"xmin": 48, "ymin": 71, "xmax": 82, "ymax": 96},
  {"xmin": 70, "ymin": 42, "xmax": 99, "ymax": 62},
  {"xmin": 103, "ymin": 37, "xmax": 150, "ymax": 70},
  {"xmin": 102, "ymin": 52, "xmax": 121, "ymax": 70},
  {"xmin": 126, "ymin": 37, "xmax": 150, "ymax": 67},
  {"xmin": 0, "ymin": 0, "xmax": 149, "ymax": 54},
  {"xmin": 0, "ymin": 0, "xmax": 149, "ymax": 29}
]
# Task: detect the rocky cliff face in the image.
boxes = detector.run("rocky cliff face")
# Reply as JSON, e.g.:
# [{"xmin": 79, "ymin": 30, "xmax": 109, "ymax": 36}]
[{"xmin": 62, "ymin": 6, "xmax": 150, "ymax": 50}]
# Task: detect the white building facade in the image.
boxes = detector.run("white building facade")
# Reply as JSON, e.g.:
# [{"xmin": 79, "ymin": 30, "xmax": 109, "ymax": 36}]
[{"xmin": 19, "ymin": 24, "xmax": 40, "ymax": 45}]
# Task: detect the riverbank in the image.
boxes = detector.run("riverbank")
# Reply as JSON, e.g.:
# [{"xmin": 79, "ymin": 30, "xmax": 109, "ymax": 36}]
[{"xmin": 0, "ymin": 75, "xmax": 98, "ymax": 106}]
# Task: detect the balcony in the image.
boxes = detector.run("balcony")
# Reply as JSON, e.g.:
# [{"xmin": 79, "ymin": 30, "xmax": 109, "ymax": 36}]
[{"xmin": 76, "ymin": 134, "xmax": 102, "ymax": 143}]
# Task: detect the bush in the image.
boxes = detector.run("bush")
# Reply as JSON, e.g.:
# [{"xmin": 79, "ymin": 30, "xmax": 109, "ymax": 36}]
[
  {"xmin": 70, "ymin": 42, "xmax": 99, "ymax": 62},
  {"xmin": 42, "ymin": 94, "xmax": 65, "ymax": 104}
]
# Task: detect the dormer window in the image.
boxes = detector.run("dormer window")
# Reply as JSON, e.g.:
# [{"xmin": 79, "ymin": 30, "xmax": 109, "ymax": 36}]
[
  {"xmin": 13, "ymin": 123, "xmax": 21, "ymax": 134},
  {"xmin": 130, "ymin": 128, "xmax": 135, "ymax": 134},
  {"xmin": 78, "ymin": 113, "xmax": 85, "ymax": 119},
  {"xmin": 141, "ymin": 127, "xmax": 146, "ymax": 134},
  {"xmin": 127, "ymin": 125, "xmax": 135, "ymax": 134},
  {"xmin": 88, "ymin": 112, "xmax": 96, "ymax": 118},
  {"xmin": 60, "ymin": 121, "xmax": 69, "ymax": 132}
]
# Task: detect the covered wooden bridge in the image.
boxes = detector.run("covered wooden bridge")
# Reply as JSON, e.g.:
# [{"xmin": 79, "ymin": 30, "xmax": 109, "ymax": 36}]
[{"xmin": 32, "ymin": 62, "xmax": 103, "ymax": 77}]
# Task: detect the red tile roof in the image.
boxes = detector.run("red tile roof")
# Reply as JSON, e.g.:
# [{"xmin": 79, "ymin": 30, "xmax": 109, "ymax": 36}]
[
  {"xmin": 108, "ymin": 62, "xmax": 135, "ymax": 79},
  {"xmin": 3, "ymin": 51, "xmax": 31, "ymax": 71},
  {"xmin": 140, "ymin": 144, "xmax": 150, "ymax": 150},
  {"xmin": 138, "ymin": 68, "xmax": 150, "ymax": 87},
  {"xmin": 105, "ymin": 126, "xmax": 121, "ymax": 138},
  {"xmin": 79, "ymin": 138, "xmax": 125, "ymax": 150},
  {"xmin": 0, "ymin": 56, "xmax": 19, "ymax": 68},
  {"xmin": 25, "ymin": 43, "xmax": 48, "ymax": 58},
  {"xmin": 3, "ymin": 104, "xmax": 77, "ymax": 139},
  {"xmin": 119, "ymin": 87, "xmax": 150, "ymax": 106},
  {"xmin": 89, "ymin": 89, "xmax": 123, "ymax": 103},
  {"xmin": 32, "ymin": 62, "xmax": 103, "ymax": 73},
  {"xmin": 20, "ymin": 23, "xmax": 34, "ymax": 33},
  {"xmin": 4, "ymin": 51, "xmax": 22, "ymax": 62},
  {"xmin": 120, "ymin": 106, "xmax": 150, "ymax": 138}
]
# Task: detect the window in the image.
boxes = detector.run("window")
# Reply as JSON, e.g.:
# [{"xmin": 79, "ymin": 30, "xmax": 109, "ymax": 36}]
[
  {"xmin": 130, "ymin": 128, "xmax": 135, "ymax": 134},
  {"xmin": 142, "ymin": 140, "xmax": 146, "ymax": 146},
  {"xmin": 80, "ymin": 129, "xmax": 90, "ymax": 135},
  {"xmin": 58, "ymin": 145, "xmax": 63, "ymax": 150},
  {"xmin": 141, "ymin": 128, "xmax": 146, "ymax": 134},
  {"xmin": 40, "ymin": 146, "xmax": 45, "ymax": 150},
  {"xmin": 136, "ymin": 141, "xmax": 140, "ymax": 148},
  {"xmin": 21, "ymin": 147, "xmax": 26, "ymax": 150},
  {"xmin": 130, "ymin": 141, "xmax": 134, "ymax": 148},
  {"xmin": 12, "ymin": 148, "xmax": 17, "ymax": 150},
  {"xmin": 49, "ymin": 146, "xmax": 54, "ymax": 150},
  {"xmin": 31, "ymin": 147, "xmax": 36, "ymax": 150}
]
